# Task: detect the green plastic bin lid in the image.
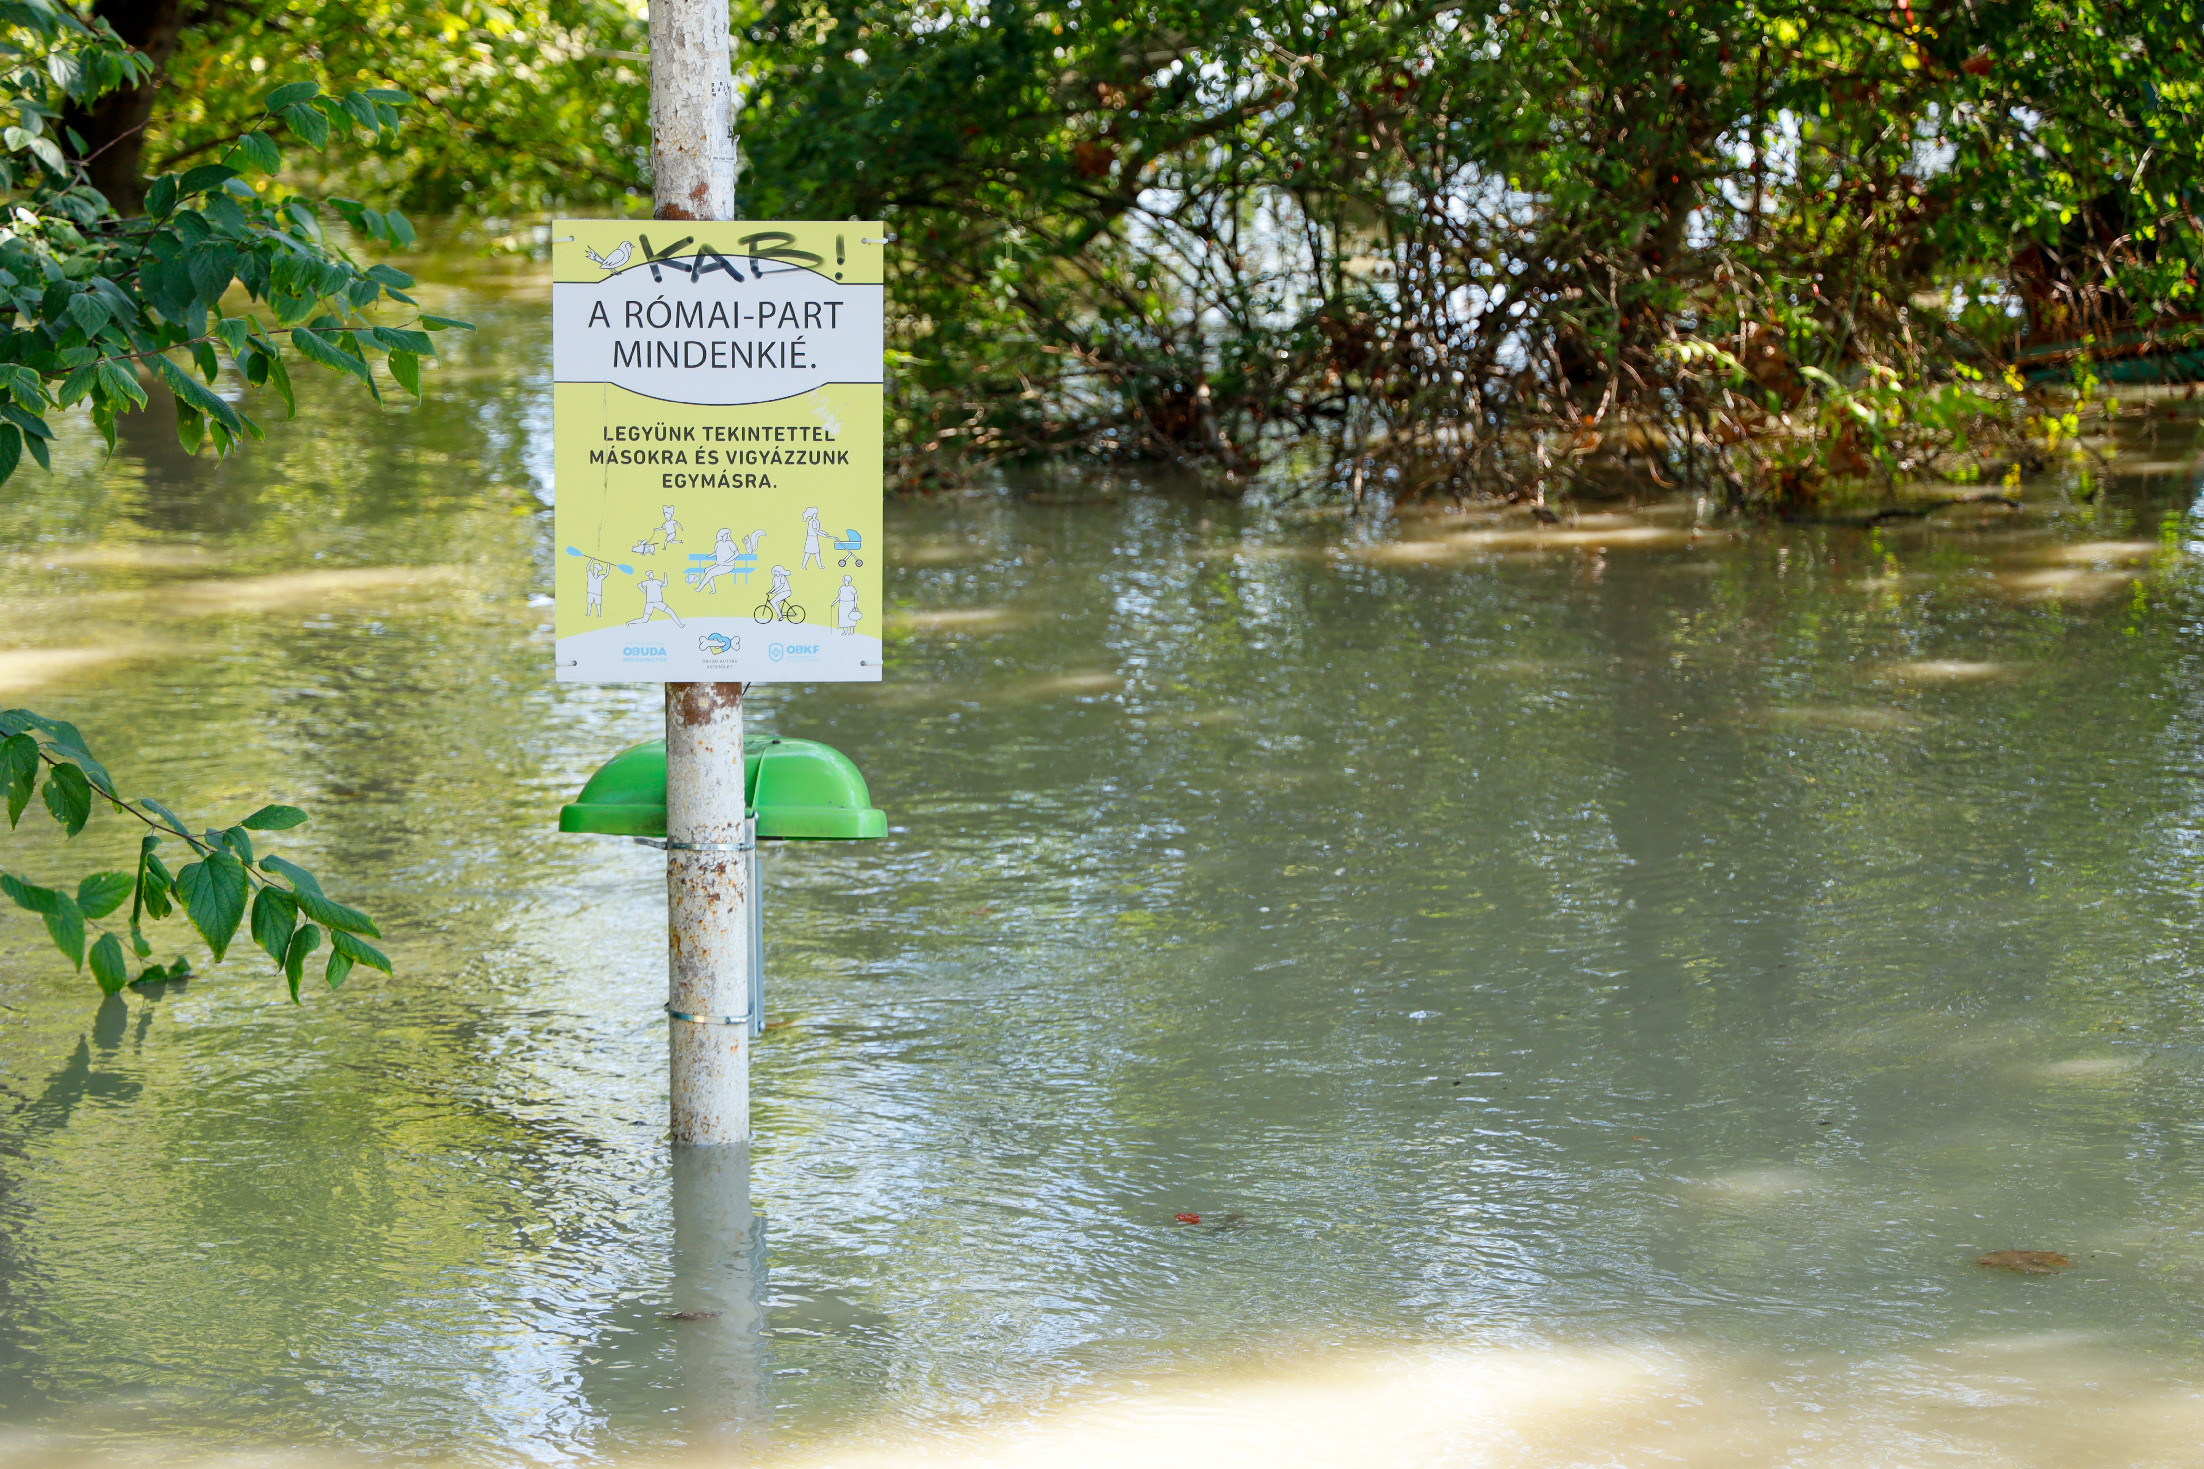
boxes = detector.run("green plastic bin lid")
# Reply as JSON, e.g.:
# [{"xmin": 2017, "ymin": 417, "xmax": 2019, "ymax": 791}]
[{"xmin": 559, "ymin": 736, "xmax": 885, "ymax": 840}]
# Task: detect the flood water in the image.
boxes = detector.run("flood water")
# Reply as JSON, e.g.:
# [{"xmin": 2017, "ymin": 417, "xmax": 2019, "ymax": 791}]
[{"xmin": 3, "ymin": 257, "xmax": 2204, "ymax": 1465}]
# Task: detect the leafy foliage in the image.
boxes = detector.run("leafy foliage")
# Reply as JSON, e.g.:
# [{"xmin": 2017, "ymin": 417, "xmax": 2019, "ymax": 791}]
[
  {"xmin": 735, "ymin": 0, "xmax": 2204, "ymax": 507},
  {"xmin": 147, "ymin": 0, "xmax": 652, "ymax": 219},
  {"xmin": 0, "ymin": 709, "xmax": 388, "ymax": 998},
  {"xmin": 0, "ymin": 1, "xmax": 472, "ymax": 488}
]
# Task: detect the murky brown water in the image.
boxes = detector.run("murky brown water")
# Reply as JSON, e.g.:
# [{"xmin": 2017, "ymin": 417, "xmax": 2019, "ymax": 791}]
[{"xmin": 3, "ymin": 254, "xmax": 2204, "ymax": 1465}]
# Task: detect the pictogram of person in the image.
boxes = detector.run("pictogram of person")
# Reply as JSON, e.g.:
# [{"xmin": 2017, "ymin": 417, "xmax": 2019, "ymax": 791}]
[
  {"xmin": 800, "ymin": 507, "xmax": 825, "ymax": 570},
  {"xmin": 834, "ymin": 574, "xmax": 862, "ymax": 636},
  {"xmin": 585, "ymin": 559, "xmax": 608, "ymax": 616},
  {"xmin": 629, "ymin": 571, "xmax": 684, "ymax": 627},
  {"xmin": 691, "ymin": 529, "xmax": 740, "ymax": 593},
  {"xmin": 767, "ymin": 564, "xmax": 793, "ymax": 617}
]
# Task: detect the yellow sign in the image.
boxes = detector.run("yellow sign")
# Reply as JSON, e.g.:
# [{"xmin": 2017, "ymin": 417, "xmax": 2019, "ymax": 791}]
[{"xmin": 551, "ymin": 220, "xmax": 883, "ymax": 682}]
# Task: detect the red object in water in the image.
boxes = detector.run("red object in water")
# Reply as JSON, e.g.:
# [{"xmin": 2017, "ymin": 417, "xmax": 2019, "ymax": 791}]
[{"xmin": 1174, "ymin": 1212, "xmax": 1201, "ymax": 1224}]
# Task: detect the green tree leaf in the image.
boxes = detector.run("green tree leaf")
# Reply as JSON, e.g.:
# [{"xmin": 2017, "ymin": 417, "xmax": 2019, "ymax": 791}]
[
  {"xmin": 36, "ymin": 720, "xmax": 115, "ymax": 796},
  {"xmin": 65, "ymin": 291, "xmax": 109, "ymax": 338},
  {"xmin": 235, "ymin": 130, "xmax": 281, "ymax": 174},
  {"xmin": 178, "ymin": 162, "xmax": 239, "ymax": 195},
  {"xmin": 259, "ymin": 854, "xmax": 379, "ymax": 937},
  {"xmin": 284, "ymin": 922, "xmax": 322, "ymax": 1002},
  {"xmin": 42, "ymin": 762, "xmax": 89, "ymax": 835},
  {"xmin": 42, "ymin": 891, "xmax": 84, "ymax": 969},
  {"xmin": 264, "ymin": 80, "xmax": 319, "ymax": 110},
  {"xmin": 2, "ymin": 871, "xmax": 89, "ymax": 964},
  {"xmin": 239, "ymin": 803, "xmax": 308, "ymax": 830},
  {"xmin": 173, "ymin": 400, "xmax": 204, "ymax": 456},
  {"xmin": 75, "ymin": 870, "xmax": 132, "ymax": 919},
  {"xmin": 282, "ymin": 103, "xmax": 330, "ymax": 149},
  {"xmin": 133, "ymin": 956, "xmax": 191, "ymax": 986},
  {"xmin": 1, "ymin": 872, "xmax": 57, "ymax": 915},
  {"xmin": 131, "ymin": 833, "xmax": 168, "ymax": 922},
  {"xmin": 329, "ymin": 928, "xmax": 390, "ymax": 975},
  {"xmin": 289, "ymin": 325, "xmax": 371, "ymax": 385},
  {"xmin": 138, "ymin": 797, "xmax": 191, "ymax": 836},
  {"xmin": 88, "ymin": 932, "xmax": 128, "ymax": 995},
  {"xmin": 250, "ymin": 885, "xmax": 298, "ymax": 966},
  {"xmin": 174, "ymin": 850, "xmax": 248, "ymax": 961},
  {"xmin": 1, "ymin": 733, "xmax": 37, "ymax": 826},
  {"xmin": 141, "ymin": 849, "xmax": 173, "ymax": 920},
  {"xmin": 154, "ymin": 355, "xmax": 243, "ymax": 434}
]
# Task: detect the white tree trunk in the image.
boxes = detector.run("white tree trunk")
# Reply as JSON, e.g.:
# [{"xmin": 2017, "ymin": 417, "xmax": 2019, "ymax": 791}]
[
  {"xmin": 650, "ymin": 0, "xmax": 735, "ymax": 222},
  {"xmin": 654, "ymin": 0, "xmax": 747, "ymax": 1147},
  {"xmin": 665, "ymin": 682, "xmax": 750, "ymax": 1145}
]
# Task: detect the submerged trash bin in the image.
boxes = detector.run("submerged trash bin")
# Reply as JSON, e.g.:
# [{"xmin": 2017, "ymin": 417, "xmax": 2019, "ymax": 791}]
[{"xmin": 561, "ymin": 736, "xmax": 885, "ymax": 1031}]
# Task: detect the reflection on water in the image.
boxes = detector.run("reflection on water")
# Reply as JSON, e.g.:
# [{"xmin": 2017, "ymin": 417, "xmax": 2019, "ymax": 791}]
[{"xmin": 2, "ymin": 254, "xmax": 2204, "ymax": 1463}]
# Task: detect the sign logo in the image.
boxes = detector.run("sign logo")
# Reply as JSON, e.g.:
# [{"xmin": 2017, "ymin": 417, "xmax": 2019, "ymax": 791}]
[
  {"xmin": 622, "ymin": 645, "xmax": 668, "ymax": 661},
  {"xmin": 698, "ymin": 631, "xmax": 739, "ymax": 656},
  {"xmin": 583, "ymin": 239, "xmax": 633, "ymax": 272}
]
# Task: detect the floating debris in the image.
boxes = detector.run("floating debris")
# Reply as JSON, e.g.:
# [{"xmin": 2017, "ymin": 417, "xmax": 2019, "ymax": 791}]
[
  {"xmin": 1175, "ymin": 1213, "xmax": 1201, "ymax": 1225},
  {"xmin": 1976, "ymin": 1250, "xmax": 2070, "ymax": 1274},
  {"xmin": 664, "ymin": 1310, "xmax": 722, "ymax": 1321}
]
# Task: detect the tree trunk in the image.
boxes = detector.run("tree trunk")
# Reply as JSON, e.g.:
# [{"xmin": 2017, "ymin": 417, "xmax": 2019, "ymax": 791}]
[
  {"xmin": 656, "ymin": 1, "xmax": 748, "ymax": 1148},
  {"xmin": 64, "ymin": 0, "xmax": 188, "ymax": 216}
]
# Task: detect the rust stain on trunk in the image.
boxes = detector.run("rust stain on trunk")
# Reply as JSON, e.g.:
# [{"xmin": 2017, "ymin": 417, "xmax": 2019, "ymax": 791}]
[{"xmin": 671, "ymin": 680, "xmax": 744, "ymax": 725}]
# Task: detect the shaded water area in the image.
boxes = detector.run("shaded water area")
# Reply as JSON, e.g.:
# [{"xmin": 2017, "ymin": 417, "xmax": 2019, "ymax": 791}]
[{"xmin": 4, "ymin": 256, "xmax": 2204, "ymax": 1464}]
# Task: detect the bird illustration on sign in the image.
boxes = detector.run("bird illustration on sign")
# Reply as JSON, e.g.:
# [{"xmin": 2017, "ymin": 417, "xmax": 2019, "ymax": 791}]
[{"xmin": 584, "ymin": 239, "xmax": 634, "ymax": 271}]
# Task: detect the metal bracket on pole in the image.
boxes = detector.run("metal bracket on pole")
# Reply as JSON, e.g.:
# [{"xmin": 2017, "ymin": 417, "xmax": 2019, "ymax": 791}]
[
  {"xmin": 634, "ymin": 829, "xmax": 755, "ymax": 853},
  {"xmin": 665, "ymin": 1003, "xmax": 751, "ymax": 1026}
]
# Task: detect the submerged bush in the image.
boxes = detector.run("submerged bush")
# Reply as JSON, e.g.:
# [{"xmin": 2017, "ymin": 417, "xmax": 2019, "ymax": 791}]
[{"xmin": 736, "ymin": 0, "xmax": 2204, "ymax": 507}]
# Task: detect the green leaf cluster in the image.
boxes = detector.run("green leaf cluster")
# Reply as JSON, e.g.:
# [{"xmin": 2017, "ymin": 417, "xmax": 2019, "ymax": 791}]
[
  {"xmin": 148, "ymin": 1, "xmax": 652, "ymax": 219},
  {"xmin": 0, "ymin": 13, "xmax": 476, "ymax": 488},
  {"xmin": 0, "ymin": 709, "xmax": 388, "ymax": 1000}
]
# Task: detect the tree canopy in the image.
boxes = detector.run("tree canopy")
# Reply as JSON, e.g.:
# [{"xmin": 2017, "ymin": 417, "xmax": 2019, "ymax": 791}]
[
  {"xmin": 58, "ymin": 0, "xmax": 2204, "ymax": 506},
  {"xmin": 148, "ymin": 0, "xmax": 651, "ymax": 217},
  {"xmin": 729, "ymin": 0, "xmax": 2204, "ymax": 505}
]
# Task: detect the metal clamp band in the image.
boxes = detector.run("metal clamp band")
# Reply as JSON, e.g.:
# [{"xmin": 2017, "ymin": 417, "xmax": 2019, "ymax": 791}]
[
  {"xmin": 635, "ymin": 818, "xmax": 756, "ymax": 854},
  {"xmin": 666, "ymin": 1004, "xmax": 752, "ymax": 1026}
]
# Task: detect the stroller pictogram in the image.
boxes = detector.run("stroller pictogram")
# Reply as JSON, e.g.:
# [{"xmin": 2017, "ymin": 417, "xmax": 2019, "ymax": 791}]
[{"xmin": 835, "ymin": 529, "xmax": 864, "ymax": 567}]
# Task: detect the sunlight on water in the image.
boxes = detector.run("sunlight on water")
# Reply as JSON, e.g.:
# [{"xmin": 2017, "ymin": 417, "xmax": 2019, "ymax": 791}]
[
  {"xmin": 764, "ymin": 1339, "xmax": 2204, "ymax": 1469},
  {"xmin": 1882, "ymin": 659, "xmax": 2022, "ymax": 682}
]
